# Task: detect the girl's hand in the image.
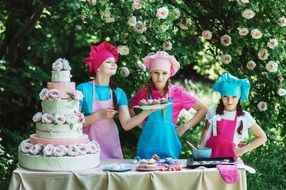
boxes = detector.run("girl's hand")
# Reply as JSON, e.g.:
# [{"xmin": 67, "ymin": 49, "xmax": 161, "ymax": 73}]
[
  {"xmin": 97, "ymin": 108, "xmax": 118, "ymax": 120},
  {"xmin": 235, "ymin": 147, "xmax": 246, "ymax": 156}
]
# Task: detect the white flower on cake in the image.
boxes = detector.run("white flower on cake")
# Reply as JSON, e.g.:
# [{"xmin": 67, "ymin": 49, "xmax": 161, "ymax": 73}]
[
  {"xmin": 220, "ymin": 35, "xmax": 232, "ymax": 46},
  {"xmin": 257, "ymin": 101, "xmax": 268, "ymax": 111},
  {"xmin": 54, "ymin": 114, "xmax": 66, "ymax": 125},
  {"xmin": 66, "ymin": 115, "xmax": 78, "ymax": 124},
  {"xmin": 39, "ymin": 88, "xmax": 49, "ymax": 100},
  {"xmin": 20, "ymin": 141, "xmax": 33, "ymax": 154},
  {"xmin": 127, "ymin": 16, "xmax": 137, "ymax": 26},
  {"xmin": 246, "ymin": 61, "xmax": 256, "ymax": 70},
  {"xmin": 277, "ymin": 88, "xmax": 286, "ymax": 96},
  {"xmin": 119, "ymin": 67, "xmax": 130, "ymax": 77},
  {"xmin": 62, "ymin": 59, "xmax": 71, "ymax": 70},
  {"xmin": 258, "ymin": 49, "xmax": 269, "ymax": 60},
  {"xmin": 32, "ymin": 112, "xmax": 43, "ymax": 122},
  {"xmin": 265, "ymin": 61, "xmax": 278, "ymax": 72},
  {"xmin": 238, "ymin": 27, "xmax": 249, "ymax": 36},
  {"xmin": 242, "ymin": 9, "xmax": 255, "ymax": 19},
  {"xmin": 221, "ymin": 54, "xmax": 232, "ymax": 64},
  {"xmin": 267, "ymin": 39, "xmax": 278, "ymax": 49},
  {"xmin": 67, "ymin": 144, "xmax": 80, "ymax": 156},
  {"xmin": 251, "ymin": 29, "xmax": 263, "ymax": 39},
  {"xmin": 278, "ymin": 16, "xmax": 286, "ymax": 27},
  {"xmin": 88, "ymin": 141, "xmax": 100, "ymax": 154},
  {"xmin": 75, "ymin": 112, "xmax": 85, "ymax": 123},
  {"xmin": 41, "ymin": 113, "xmax": 54, "ymax": 124},
  {"xmin": 29, "ymin": 144, "xmax": 42, "ymax": 155},
  {"xmin": 48, "ymin": 89, "xmax": 62, "ymax": 100},
  {"xmin": 68, "ymin": 90, "xmax": 83, "ymax": 100},
  {"xmin": 78, "ymin": 144, "xmax": 89, "ymax": 155},
  {"xmin": 43, "ymin": 144, "xmax": 55, "ymax": 156},
  {"xmin": 52, "ymin": 58, "xmax": 71, "ymax": 71},
  {"xmin": 156, "ymin": 7, "xmax": 169, "ymax": 19},
  {"xmin": 53, "ymin": 145, "xmax": 68, "ymax": 157},
  {"xmin": 117, "ymin": 45, "xmax": 130, "ymax": 55},
  {"xmin": 202, "ymin": 30, "xmax": 212, "ymax": 40}
]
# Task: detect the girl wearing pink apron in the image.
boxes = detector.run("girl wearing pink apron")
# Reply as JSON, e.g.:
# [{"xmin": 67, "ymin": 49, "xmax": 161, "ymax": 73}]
[{"xmin": 201, "ymin": 73, "xmax": 267, "ymax": 158}]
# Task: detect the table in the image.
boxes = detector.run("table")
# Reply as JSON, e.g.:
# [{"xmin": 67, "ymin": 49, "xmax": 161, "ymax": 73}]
[{"xmin": 8, "ymin": 159, "xmax": 247, "ymax": 190}]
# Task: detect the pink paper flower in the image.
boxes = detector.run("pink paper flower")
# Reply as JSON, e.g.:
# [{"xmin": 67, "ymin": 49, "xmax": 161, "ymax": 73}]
[
  {"xmin": 53, "ymin": 145, "xmax": 68, "ymax": 157},
  {"xmin": 54, "ymin": 114, "xmax": 66, "ymax": 125},
  {"xmin": 41, "ymin": 113, "xmax": 54, "ymax": 124},
  {"xmin": 43, "ymin": 144, "xmax": 55, "ymax": 156},
  {"xmin": 29, "ymin": 144, "xmax": 42, "ymax": 155},
  {"xmin": 49, "ymin": 89, "xmax": 62, "ymax": 100},
  {"xmin": 32, "ymin": 112, "xmax": 43, "ymax": 122},
  {"xmin": 39, "ymin": 88, "xmax": 49, "ymax": 100}
]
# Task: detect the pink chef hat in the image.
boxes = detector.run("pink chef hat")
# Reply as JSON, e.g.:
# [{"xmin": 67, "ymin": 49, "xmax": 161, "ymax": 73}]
[
  {"xmin": 143, "ymin": 51, "xmax": 180, "ymax": 76},
  {"xmin": 85, "ymin": 41, "xmax": 119, "ymax": 74}
]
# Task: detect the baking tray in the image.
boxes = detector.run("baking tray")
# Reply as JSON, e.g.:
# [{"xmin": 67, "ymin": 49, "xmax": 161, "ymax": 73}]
[{"xmin": 186, "ymin": 157, "xmax": 236, "ymax": 168}]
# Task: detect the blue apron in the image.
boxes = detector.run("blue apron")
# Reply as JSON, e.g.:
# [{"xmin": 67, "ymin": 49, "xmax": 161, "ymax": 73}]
[{"xmin": 137, "ymin": 98, "xmax": 182, "ymax": 159}]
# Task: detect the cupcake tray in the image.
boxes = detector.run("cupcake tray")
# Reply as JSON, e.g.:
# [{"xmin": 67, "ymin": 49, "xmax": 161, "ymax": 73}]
[{"xmin": 186, "ymin": 157, "xmax": 236, "ymax": 168}]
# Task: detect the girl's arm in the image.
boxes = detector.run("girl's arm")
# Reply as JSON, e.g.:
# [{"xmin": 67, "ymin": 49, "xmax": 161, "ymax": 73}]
[
  {"xmin": 199, "ymin": 121, "xmax": 210, "ymax": 146},
  {"xmin": 236, "ymin": 123, "xmax": 267, "ymax": 156},
  {"xmin": 176, "ymin": 101, "xmax": 207, "ymax": 137},
  {"xmin": 118, "ymin": 106, "xmax": 153, "ymax": 131},
  {"xmin": 83, "ymin": 108, "xmax": 118, "ymax": 127}
]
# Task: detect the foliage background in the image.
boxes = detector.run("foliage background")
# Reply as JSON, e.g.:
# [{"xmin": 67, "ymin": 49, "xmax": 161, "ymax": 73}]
[{"xmin": 0, "ymin": 0, "xmax": 285, "ymax": 189}]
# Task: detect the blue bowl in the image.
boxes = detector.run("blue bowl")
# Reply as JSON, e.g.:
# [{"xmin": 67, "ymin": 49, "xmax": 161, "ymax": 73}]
[{"xmin": 192, "ymin": 147, "xmax": 212, "ymax": 158}]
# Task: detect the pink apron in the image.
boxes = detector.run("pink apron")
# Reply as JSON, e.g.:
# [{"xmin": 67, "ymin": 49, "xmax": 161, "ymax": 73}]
[
  {"xmin": 83, "ymin": 82, "xmax": 123, "ymax": 159},
  {"xmin": 206, "ymin": 114, "xmax": 238, "ymax": 158}
]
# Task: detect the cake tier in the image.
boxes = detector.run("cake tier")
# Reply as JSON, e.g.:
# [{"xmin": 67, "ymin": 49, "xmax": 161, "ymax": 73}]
[
  {"xmin": 36, "ymin": 123, "xmax": 82, "ymax": 139},
  {"xmin": 41, "ymin": 99, "xmax": 79, "ymax": 115},
  {"xmin": 30, "ymin": 134, "xmax": 90, "ymax": 146},
  {"xmin": 47, "ymin": 82, "xmax": 75, "ymax": 99},
  {"xmin": 18, "ymin": 151, "xmax": 100, "ymax": 171},
  {"xmin": 51, "ymin": 70, "xmax": 71, "ymax": 82}
]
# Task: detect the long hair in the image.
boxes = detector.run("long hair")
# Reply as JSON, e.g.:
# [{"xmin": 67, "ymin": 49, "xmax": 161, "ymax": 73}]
[
  {"xmin": 91, "ymin": 73, "xmax": 118, "ymax": 110},
  {"xmin": 216, "ymin": 99, "xmax": 244, "ymax": 134},
  {"xmin": 146, "ymin": 77, "xmax": 171, "ymax": 99}
]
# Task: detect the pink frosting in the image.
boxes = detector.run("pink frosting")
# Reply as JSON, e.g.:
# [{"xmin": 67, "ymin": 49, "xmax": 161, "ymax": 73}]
[
  {"xmin": 30, "ymin": 134, "xmax": 90, "ymax": 146},
  {"xmin": 47, "ymin": 82, "xmax": 75, "ymax": 99}
]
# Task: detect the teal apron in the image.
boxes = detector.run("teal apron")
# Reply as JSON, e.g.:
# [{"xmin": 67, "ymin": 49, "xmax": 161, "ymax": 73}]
[{"xmin": 137, "ymin": 98, "xmax": 182, "ymax": 159}]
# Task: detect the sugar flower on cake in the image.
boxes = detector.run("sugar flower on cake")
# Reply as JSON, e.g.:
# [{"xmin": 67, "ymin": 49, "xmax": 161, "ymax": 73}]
[
  {"xmin": 117, "ymin": 45, "xmax": 130, "ymax": 55},
  {"xmin": 221, "ymin": 54, "xmax": 232, "ymax": 64},
  {"xmin": 52, "ymin": 58, "xmax": 71, "ymax": 71},
  {"xmin": 238, "ymin": 27, "xmax": 249, "ymax": 36},
  {"xmin": 41, "ymin": 113, "xmax": 54, "ymax": 124},
  {"xmin": 156, "ymin": 7, "xmax": 169, "ymax": 19},
  {"xmin": 267, "ymin": 39, "xmax": 278, "ymax": 49},
  {"xmin": 127, "ymin": 16, "xmax": 137, "ymax": 27},
  {"xmin": 54, "ymin": 114, "xmax": 66, "ymax": 125},
  {"xmin": 43, "ymin": 144, "xmax": 55, "ymax": 156},
  {"xmin": 48, "ymin": 89, "xmax": 62, "ymax": 100},
  {"xmin": 78, "ymin": 144, "xmax": 89, "ymax": 155},
  {"xmin": 66, "ymin": 115, "xmax": 78, "ymax": 124},
  {"xmin": 39, "ymin": 88, "xmax": 49, "ymax": 100},
  {"xmin": 242, "ymin": 9, "xmax": 255, "ymax": 19},
  {"xmin": 258, "ymin": 49, "xmax": 269, "ymax": 60},
  {"xmin": 201, "ymin": 30, "xmax": 212, "ymax": 40},
  {"xmin": 62, "ymin": 59, "xmax": 71, "ymax": 70},
  {"xmin": 88, "ymin": 141, "xmax": 100, "ymax": 154},
  {"xmin": 68, "ymin": 90, "xmax": 83, "ymax": 100},
  {"xmin": 277, "ymin": 88, "xmax": 286, "ymax": 96},
  {"xmin": 32, "ymin": 112, "xmax": 43, "ymax": 122},
  {"xmin": 132, "ymin": 0, "xmax": 142, "ymax": 10},
  {"xmin": 220, "ymin": 35, "xmax": 232, "ymax": 46},
  {"xmin": 67, "ymin": 144, "xmax": 80, "ymax": 156},
  {"xmin": 75, "ymin": 112, "xmax": 85, "ymax": 123},
  {"xmin": 265, "ymin": 61, "xmax": 278, "ymax": 72},
  {"xmin": 19, "ymin": 140, "xmax": 33, "ymax": 154},
  {"xmin": 246, "ymin": 61, "xmax": 256, "ymax": 70},
  {"xmin": 251, "ymin": 29, "xmax": 263, "ymax": 39},
  {"xmin": 257, "ymin": 101, "xmax": 268, "ymax": 111},
  {"xmin": 278, "ymin": 16, "xmax": 286, "ymax": 27},
  {"xmin": 29, "ymin": 144, "xmax": 42, "ymax": 155},
  {"xmin": 53, "ymin": 145, "xmax": 68, "ymax": 157},
  {"xmin": 163, "ymin": 42, "xmax": 173, "ymax": 51},
  {"xmin": 119, "ymin": 67, "xmax": 130, "ymax": 77}
]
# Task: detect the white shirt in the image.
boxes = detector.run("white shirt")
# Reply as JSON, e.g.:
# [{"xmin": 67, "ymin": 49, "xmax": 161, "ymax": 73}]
[{"xmin": 205, "ymin": 107, "xmax": 256, "ymax": 145}]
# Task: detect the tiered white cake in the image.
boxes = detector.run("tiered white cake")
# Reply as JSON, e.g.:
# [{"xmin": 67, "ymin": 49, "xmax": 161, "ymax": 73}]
[{"xmin": 18, "ymin": 58, "xmax": 100, "ymax": 171}]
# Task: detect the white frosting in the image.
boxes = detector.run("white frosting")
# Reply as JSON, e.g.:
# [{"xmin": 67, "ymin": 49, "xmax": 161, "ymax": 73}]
[
  {"xmin": 36, "ymin": 123, "xmax": 82, "ymax": 139},
  {"xmin": 51, "ymin": 70, "xmax": 71, "ymax": 82},
  {"xmin": 41, "ymin": 100, "xmax": 79, "ymax": 115},
  {"xmin": 18, "ymin": 151, "xmax": 100, "ymax": 171}
]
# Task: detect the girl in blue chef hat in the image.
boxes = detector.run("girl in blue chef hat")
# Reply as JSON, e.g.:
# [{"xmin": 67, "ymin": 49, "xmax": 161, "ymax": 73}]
[{"xmin": 200, "ymin": 73, "xmax": 267, "ymax": 158}]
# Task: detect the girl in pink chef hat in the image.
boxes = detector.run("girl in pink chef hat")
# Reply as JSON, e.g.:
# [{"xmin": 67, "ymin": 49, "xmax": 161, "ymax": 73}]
[
  {"xmin": 130, "ymin": 51, "xmax": 208, "ymax": 159},
  {"xmin": 200, "ymin": 73, "xmax": 267, "ymax": 158},
  {"xmin": 77, "ymin": 41, "xmax": 155, "ymax": 159}
]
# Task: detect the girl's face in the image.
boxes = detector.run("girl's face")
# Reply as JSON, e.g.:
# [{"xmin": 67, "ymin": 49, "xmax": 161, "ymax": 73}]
[
  {"xmin": 222, "ymin": 96, "xmax": 239, "ymax": 111},
  {"xmin": 150, "ymin": 69, "xmax": 170, "ymax": 90},
  {"xmin": 97, "ymin": 57, "xmax": 117, "ymax": 76}
]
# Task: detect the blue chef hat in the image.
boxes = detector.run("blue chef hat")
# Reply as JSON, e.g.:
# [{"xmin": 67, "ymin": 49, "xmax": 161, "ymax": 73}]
[{"xmin": 213, "ymin": 73, "xmax": 251, "ymax": 101}]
